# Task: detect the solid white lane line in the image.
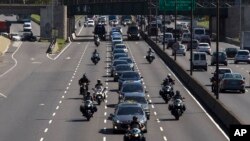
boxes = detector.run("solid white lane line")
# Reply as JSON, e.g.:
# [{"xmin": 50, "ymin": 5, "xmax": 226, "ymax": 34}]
[
  {"xmin": 104, "ymin": 119, "xmax": 107, "ymax": 123},
  {"xmin": 151, "ymin": 105, "xmax": 155, "ymax": 109},
  {"xmin": 0, "ymin": 92, "xmax": 7, "ymax": 98},
  {"xmin": 103, "ymin": 137, "xmax": 106, "ymax": 141},
  {"xmin": 0, "ymin": 42, "xmax": 22, "ymax": 77},
  {"xmin": 44, "ymin": 128, "xmax": 48, "ymax": 133},
  {"xmin": 154, "ymin": 111, "xmax": 157, "ymax": 115},
  {"xmin": 159, "ymin": 56, "xmax": 229, "ymax": 140}
]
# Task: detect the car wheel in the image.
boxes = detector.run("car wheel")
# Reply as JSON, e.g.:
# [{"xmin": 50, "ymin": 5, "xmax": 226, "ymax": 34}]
[
  {"xmin": 183, "ymin": 53, "xmax": 186, "ymax": 56},
  {"xmin": 234, "ymin": 61, "xmax": 237, "ymax": 64},
  {"xmin": 241, "ymin": 89, "xmax": 246, "ymax": 93},
  {"xmin": 113, "ymin": 128, "xmax": 118, "ymax": 134},
  {"xmin": 225, "ymin": 62, "xmax": 228, "ymax": 66}
]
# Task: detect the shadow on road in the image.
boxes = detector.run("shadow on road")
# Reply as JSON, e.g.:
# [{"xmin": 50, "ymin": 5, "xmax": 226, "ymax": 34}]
[{"xmin": 66, "ymin": 118, "xmax": 89, "ymax": 122}]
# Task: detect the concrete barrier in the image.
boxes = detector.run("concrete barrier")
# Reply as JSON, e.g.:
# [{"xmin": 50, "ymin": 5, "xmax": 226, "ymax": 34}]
[
  {"xmin": 140, "ymin": 31, "xmax": 241, "ymax": 134},
  {"xmin": 0, "ymin": 36, "xmax": 11, "ymax": 60}
]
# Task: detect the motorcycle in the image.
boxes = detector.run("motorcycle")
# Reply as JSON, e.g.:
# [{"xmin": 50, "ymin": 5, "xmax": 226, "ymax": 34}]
[
  {"xmin": 80, "ymin": 100, "xmax": 97, "ymax": 121},
  {"xmin": 80, "ymin": 82, "xmax": 89, "ymax": 97},
  {"xmin": 94, "ymin": 35, "xmax": 100, "ymax": 47},
  {"xmin": 159, "ymin": 84, "xmax": 174, "ymax": 104},
  {"xmin": 91, "ymin": 53, "xmax": 100, "ymax": 65},
  {"xmin": 92, "ymin": 86, "xmax": 107, "ymax": 105},
  {"xmin": 124, "ymin": 128, "xmax": 146, "ymax": 141},
  {"xmin": 168, "ymin": 99, "xmax": 186, "ymax": 120},
  {"xmin": 145, "ymin": 52, "xmax": 155, "ymax": 64}
]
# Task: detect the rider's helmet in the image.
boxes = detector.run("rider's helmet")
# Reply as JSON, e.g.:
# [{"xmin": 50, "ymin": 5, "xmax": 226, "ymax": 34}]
[
  {"xmin": 97, "ymin": 79, "xmax": 101, "ymax": 84},
  {"xmin": 167, "ymin": 73, "xmax": 171, "ymax": 78},
  {"xmin": 83, "ymin": 73, "xmax": 86, "ymax": 78},
  {"xmin": 87, "ymin": 91, "xmax": 91, "ymax": 96},
  {"xmin": 132, "ymin": 116, "xmax": 138, "ymax": 121}
]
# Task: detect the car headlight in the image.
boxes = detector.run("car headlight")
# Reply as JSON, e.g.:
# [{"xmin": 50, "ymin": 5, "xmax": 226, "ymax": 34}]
[
  {"xmin": 137, "ymin": 34, "xmax": 140, "ymax": 36},
  {"xmin": 115, "ymin": 119, "xmax": 120, "ymax": 123}
]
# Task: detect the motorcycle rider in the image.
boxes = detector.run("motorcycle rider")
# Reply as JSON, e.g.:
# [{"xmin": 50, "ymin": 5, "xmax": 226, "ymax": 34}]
[
  {"xmin": 78, "ymin": 20, "xmax": 81, "ymax": 27},
  {"xmin": 172, "ymin": 90, "xmax": 186, "ymax": 112},
  {"xmin": 129, "ymin": 116, "xmax": 143, "ymax": 130},
  {"xmin": 147, "ymin": 48, "xmax": 154, "ymax": 56},
  {"xmin": 95, "ymin": 79, "xmax": 103, "ymax": 88},
  {"xmin": 163, "ymin": 74, "xmax": 174, "ymax": 85},
  {"xmin": 210, "ymin": 72, "xmax": 218, "ymax": 92},
  {"xmin": 84, "ymin": 91, "xmax": 94, "ymax": 101},
  {"xmin": 79, "ymin": 73, "xmax": 90, "ymax": 86}
]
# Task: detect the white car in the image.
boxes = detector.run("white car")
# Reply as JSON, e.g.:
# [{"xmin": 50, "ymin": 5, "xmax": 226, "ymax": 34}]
[
  {"xmin": 196, "ymin": 43, "xmax": 211, "ymax": 55},
  {"xmin": 87, "ymin": 20, "xmax": 95, "ymax": 27},
  {"xmin": 11, "ymin": 33, "xmax": 22, "ymax": 41},
  {"xmin": 234, "ymin": 50, "xmax": 250, "ymax": 64},
  {"xmin": 181, "ymin": 33, "xmax": 191, "ymax": 44},
  {"xmin": 160, "ymin": 32, "xmax": 174, "ymax": 43},
  {"xmin": 172, "ymin": 44, "xmax": 186, "ymax": 56},
  {"xmin": 23, "ymin": 22, "xmax": 32, "ymax": 31}
]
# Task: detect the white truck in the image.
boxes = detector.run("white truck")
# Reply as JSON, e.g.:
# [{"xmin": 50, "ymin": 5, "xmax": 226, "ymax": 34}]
[{"xmin": 241, "ymin": 31, "xmax": 250, "ymax": 51}]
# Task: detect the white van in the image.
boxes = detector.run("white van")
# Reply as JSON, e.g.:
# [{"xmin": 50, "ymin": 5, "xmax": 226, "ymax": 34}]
[
  {"xmin": 193, "ymin": 27, "xmax": 205, "ymax": 40},
  {"xmin": 192, "ymin": 52, "xmax": 207, "ymax": 71}
]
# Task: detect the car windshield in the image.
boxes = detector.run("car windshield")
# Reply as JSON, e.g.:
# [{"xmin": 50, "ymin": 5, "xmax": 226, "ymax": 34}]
[
  {"xmin": 226, "ymin": 48, "xmax": 237, "ymax": 52},
  {"xmin": 164, "ymin": 34, "xmax": 172, "ymax": 38},
  {"xmin": 113, "ymin": 61, "xmax": 127, "ymax": 66},
  {"xmin": 114, "ymin": 54, "xmax": 127, "ymax": 59},
  {"xmin": 124, "ymin": 96, "xmax": 147, "ymax": 104},
  {"xmin": 183, "ymin": 34, "xmax": 190, "ymax": 38},
  {"xmin": 129, "ymin": 27, "xmax": 138, "ymax": 33},
  {"xmin": 223, "ymin": 73, "xmax": 243, "ymax": 79},
  {"xmin": 117, "ymin": 107, "xmax": 143, "ymax": 115},
  {"xmin": 116, "ymin": 65, "xmax": 131, "ymax": 71},
  {"xmin": 237, "ymin": 51, "xmax": 249, "ymax": 55},
  {"xmin": 115, "ymin": 45, "xmax": 126, "ymax": 49},
  {"xmin": 195, "ymin": 30, "xmax": 205, "ymax": 34},
  {"xmin": 199, "ymin": 44, "xmax": 208, "ymax": 47},
  {"xmin": 122, "ymin": 72, "xmax": 139, "ymax": 79},
  {"xmin": 113, "ymin": 41, "xmax": 123, "ymax": 45},
  {"xmin": 122, "ymin": 84, "xmax": 143, "ymax": 93},
  {"xmin": 113, "ymin": 50, "xmax": 125, "ymax": 54},
  {"xmin": 218, "ymin": 69, "xmax": 232, "ymax": 74},
  {"xmin": 113, "ymin": 37, "xmax": 122, "ymax": 40}
]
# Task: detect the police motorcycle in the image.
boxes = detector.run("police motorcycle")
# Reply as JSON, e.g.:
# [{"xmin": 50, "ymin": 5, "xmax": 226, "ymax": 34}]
[
  {"xmin": 159, "ymin": 84, "xmax": 174, "ymax": 104},
  {"xmin": 80, "ymin": 100, "xmax": 97, "ymax": 121},
  {"xmin": 92, "ymin": 86, "xmax": 107, "ymax": 105},
  {"xmin": 91, "ymin": 52, "xmax": 100, "ymax": 65},
  {"xmin": 123, "ymin": 128, "xmax": 146, "ymax": 141},
  {"xmin": 94, "ymin": 35, "xmax": 100, "ymax": 47},
  {"xmin": 145, "ymin": 52, "xmax": 155, "ymax": 64},
  {"xmin": 168, "ymin": 97, "xmax": 186, "ymax": 120}
]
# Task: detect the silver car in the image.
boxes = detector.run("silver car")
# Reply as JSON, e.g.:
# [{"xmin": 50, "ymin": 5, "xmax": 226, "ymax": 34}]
[
  {"xmin": 219, "ymin": 73, "xmax": 246, "ymax": 93},
  {"xmin": 234, "ymin": 50, "xmax": 250, "ymax": 64},
  {"xmin": 110, "ymin": 102, "xmax": 148, "ymax": 133}
]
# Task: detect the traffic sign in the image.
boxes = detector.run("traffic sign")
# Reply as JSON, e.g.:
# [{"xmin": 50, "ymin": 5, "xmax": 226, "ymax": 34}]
[{"xmin": 159, "ymin": 0, "xmax": 195, "ymax": 12}]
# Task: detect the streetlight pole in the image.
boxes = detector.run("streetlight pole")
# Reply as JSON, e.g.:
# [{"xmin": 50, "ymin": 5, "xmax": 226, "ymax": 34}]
[
  {"xmin": 190, "ymin": 0, "xmax": 193, "ymax": 75},
  {"xmin": 239, "ymin": 0, "xmax": 242, "ymax": 46},
  {"xmin": 174, "ymin": 0, "xmax": 177, "ymax": 61},
  {"xmin": 215, "ymin": 0, "xmax": 220, "ymax": 99}
]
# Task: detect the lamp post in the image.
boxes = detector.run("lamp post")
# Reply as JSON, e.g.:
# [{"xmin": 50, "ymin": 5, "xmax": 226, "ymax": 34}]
[
  {"xmin": 190, "ymin": 0, "xmax": 193, "ymax": 75},
  {"xmin": 174, "ymin": 0, "xmax": 177, "ymax": 61},
  {"xmin": 215, "ymin": 0, "xmax": 220, "ymax": 99}
]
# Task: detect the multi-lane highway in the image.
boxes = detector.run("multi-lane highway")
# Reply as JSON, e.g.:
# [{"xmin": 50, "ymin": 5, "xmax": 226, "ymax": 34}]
[
  {"xmin": 152, "ymin": 33, "xmax": 250, "ymax": 124},
  {"xmin": 0, "ymin": 17, "xmax": 229, "ymax": 141}
]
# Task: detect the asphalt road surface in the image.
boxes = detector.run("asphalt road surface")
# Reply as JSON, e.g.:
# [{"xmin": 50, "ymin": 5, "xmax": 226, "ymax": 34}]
[{"xmin": 0, "ymin": 19, "xmax": 228, "ymax": 141}]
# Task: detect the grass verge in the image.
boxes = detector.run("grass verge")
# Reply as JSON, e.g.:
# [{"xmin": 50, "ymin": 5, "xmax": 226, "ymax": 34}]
[
  {"xmin": 31, "ymin": 14, "xmax": 40, "ymax": 25},
  {"xmin": 52, "ymin": 38, "xmax": 66, "ymax": 53},
  {"xmin": 197, "ymin": 20, "xmax": 209, "ymax": 29}
]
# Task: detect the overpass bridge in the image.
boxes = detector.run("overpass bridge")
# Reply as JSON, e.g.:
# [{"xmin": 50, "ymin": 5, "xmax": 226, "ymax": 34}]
[{"xmin": 0, "ymin": 0, "xmax": 249, "ymax": 39}]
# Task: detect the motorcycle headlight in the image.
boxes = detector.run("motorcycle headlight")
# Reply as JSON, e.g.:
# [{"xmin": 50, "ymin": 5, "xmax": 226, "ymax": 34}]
[
  {"xmin": 134, "ymin": 134, "xmax": 139, "ymax": 137},
  {"xmin": 115, "ymin": 119, "xmax": 120, "ymax": 123},
  {"xmin": 137, "ymin": 34, "xmax": 140, "ymax": 36}
]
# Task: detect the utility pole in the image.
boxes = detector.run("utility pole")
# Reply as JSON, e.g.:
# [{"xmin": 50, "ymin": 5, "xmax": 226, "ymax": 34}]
[
  {"xmin": 174, "ymin": 0, "xmax": 177, "ymax": 61},
  {"xmin": 215, "ymin": 0, "xmax": 220, "ymax": 99},
  {"xmin": 190, "ymin": 0, "xmax": 193, "ymax": 75}
]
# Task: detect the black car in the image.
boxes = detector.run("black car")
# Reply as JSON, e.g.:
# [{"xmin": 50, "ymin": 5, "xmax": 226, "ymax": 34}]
[
  {"xmin": 127, "ymin": 25, "xmax": 140, "ymax": 40},
  {"xmin": 21, "ymin": 31, "xmax": 36, "ymax": 41},
  {"xmin": 210, "ymin": 51, "xmax": 228, "ymax": 66},
  {"xmin": 225, "ymin": 47, "xmax": 238, "ymax": 58},
  {"xmin": 93, "ymin": 24, "xmax": 106, "ymax": 40}
]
